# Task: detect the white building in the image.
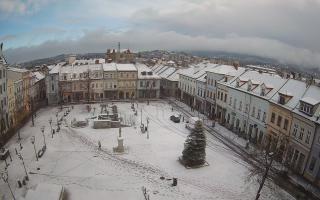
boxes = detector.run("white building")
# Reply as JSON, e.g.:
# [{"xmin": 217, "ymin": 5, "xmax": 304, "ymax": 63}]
[
  {"xmin": 218, "ymin": 70, "xmax": 287, "ymax": 145},
  {"xmin": 0, "ymin": 43, "xmax": 8, "ymax": 134},
  {"xmin": 205, "ymin": 65, "xmax": 245, "ymax": 119},
  {"xmin": 136, "ymin": 63, "xmax": 161, "ymax": 99},
  {"xmin": 103, "ymin": 63, "xmax": 118, "ymax": 99}
]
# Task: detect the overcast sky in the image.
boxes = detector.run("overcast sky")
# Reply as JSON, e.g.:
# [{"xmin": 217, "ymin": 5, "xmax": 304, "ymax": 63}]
[{"xmin": 1, "ymin": 0, "xmax": 320, "ymax": 68}]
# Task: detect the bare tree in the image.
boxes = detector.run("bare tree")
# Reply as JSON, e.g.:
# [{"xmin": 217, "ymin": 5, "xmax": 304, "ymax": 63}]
[{"xmin": 246, "ymin": 135, "xmax": 289, "ymax": 200}]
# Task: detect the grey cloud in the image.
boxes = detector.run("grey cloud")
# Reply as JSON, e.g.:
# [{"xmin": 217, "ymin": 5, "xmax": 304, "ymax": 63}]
[
  {"xmin": 0, "ymin": 34, "xmax": 16, "ymax": 41},
  {"xmin": 4, "ymin": 29, "xmax": 320, "ymax": 69},
  {"xmin": 131, "ymin": 0, "xmax": 320, "ymax": 52}
]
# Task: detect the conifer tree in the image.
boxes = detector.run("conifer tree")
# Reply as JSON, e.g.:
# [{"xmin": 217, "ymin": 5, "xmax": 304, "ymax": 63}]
[{"xmin": 182, "ymin": 120, "xmax": 206, "ymax": 167}]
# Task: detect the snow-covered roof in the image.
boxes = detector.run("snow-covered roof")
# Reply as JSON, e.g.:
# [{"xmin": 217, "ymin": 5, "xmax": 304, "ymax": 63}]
[
  {"xmin": 197, "ymin": 73, "xmax": 207, "ymax": 83},
  {"xmin": 167, "ymin": 68, "xmax": 185, "ymax": 82},
  {"xmin": 49, "ymin": 63, "xmax": 62, "ymax": 74},
  {"xmin": 179, "ymin": 62, "xmax": 219, "ymax": 79},
  {"xmin": 136, "ymin": 63, "xmax": 161, "ymax": 79},
  {"xmin": 158, "ymin": 67, "xmax": 176, "ymax": 78},
  {"xmin": 7, "ymin": 67, "xmax": 29, "ymax": 73},
  {"xmin": 22, "ymin": 183, "xmax": 64, "ymax": 200},
  {"xmin": 88, "ymin": 64, "xmax": 102, "ymax": 71},
  {"xmin": 102, "ymin": 63, "xmax": 117, "ymax": 71},
  {"xmin": 32, "ymin": 71, "xmax": 45, "ymax": 83},
  {"xmin": 116, "ymin": 64, "xmax": 137, "ymax": 71},
  {"xmin": 300, "ymin": 97, "xmax": 319, "ymax": 106},
  {"xmin": 205, "ymin": 65, "xmax": 244, "ymax": 75},
  {"xmin": 271, "ymin": 79, "xmax": 307, "ymax": 109},
  {"xmin": 226, "ymin": 70, "xmax": 287, "ymax": 99}
]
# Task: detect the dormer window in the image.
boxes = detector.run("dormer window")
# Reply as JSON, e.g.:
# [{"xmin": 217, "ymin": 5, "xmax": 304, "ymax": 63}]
[
  {"xmin": 260, "ymin": 83, "xmax": 266, "ymax": 96},
  {"xmin": 279, "ymin": 96, "xmax": 286, "ymax": 105},
  {"xmin": 278, "ymin": 91, "xmax": 292, "ymax": 105},
  {"xmin": 247, "ymin": 80, "xmax": 252, "ymax": 91},
  {"xmin": 300, "ymin": 101, "xmax": 313, "ymax": 116}
]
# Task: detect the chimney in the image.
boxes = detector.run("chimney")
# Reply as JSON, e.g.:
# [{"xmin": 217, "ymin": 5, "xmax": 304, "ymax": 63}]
[{"xmin": 233, "ymin": 61, "xmax": 239, "ymax": 70}]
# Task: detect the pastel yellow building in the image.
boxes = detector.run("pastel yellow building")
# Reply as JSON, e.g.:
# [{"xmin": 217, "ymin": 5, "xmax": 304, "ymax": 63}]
[{"xmin": 7, "ymin": 79, "xmax": 15, "ymax": 127}]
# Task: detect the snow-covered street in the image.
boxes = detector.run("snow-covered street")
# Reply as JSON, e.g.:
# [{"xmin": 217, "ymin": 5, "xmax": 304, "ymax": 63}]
[{"xmin": 0, "ymin": 101, "xmax": 295, "ymax": 200}]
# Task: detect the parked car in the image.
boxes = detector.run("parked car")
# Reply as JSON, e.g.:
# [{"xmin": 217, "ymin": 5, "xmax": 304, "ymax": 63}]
[{"xmin": 170, "ymin": 114, "xmax": 180, "ymax": 123}]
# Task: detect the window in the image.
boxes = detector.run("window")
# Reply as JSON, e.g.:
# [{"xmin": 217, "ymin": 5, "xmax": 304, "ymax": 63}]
[
  {"xmin": 283, "ymin": 119, "xmax": 289, "ymax": 130},
  {"xmin": 257, "ymin": 109, "xmax": 261, "ymax": 120},
  {"xmin": 299, "ymin": 128, "xmax": 304, "ymax": 140},
  {"xmin": 293, "ymin": 124, "xmax": 298, "ymax": 136},
  {"xmin": 262, "ymin": 112, "xmax": 266, "ymax": 122},
  {"xmin": 271, "ymin": 112, "xmax": 275, "ymax": 123},
  {"xmin": 251, "ymin": 106, "xmax": 255, "ymax": 117},
  {"xmin": 239, "ymin": 101, "xmax": 242, "ymax": 111},
  {"xmin": 140, "ymin": 81, "xmax": 143, "ymax": 87},
  {"xmin": 309, "ymin": 157, "xmax": 317, "ymax": 172},
  {"xmin": 300, "ymin": 102, "xmax": 312, "ymax": 115},
  {"xmin": 229, "ymin": 97, "xmax": 232, "ymax": 106},
  {"xmin": 279, "ymin": 95, "xmax": 286, "ymax": 105},
  {"xmin": 245, "ymin": 104, "xmax": 249, "ymax": 113},
  {"xmin": 277, "ymin": 116, "xmax": 282, "ymax": 127},
  {"xmin": 306, "ymin": 131, "xmax": 311, "ymax": 144},
  {"xmin": 224, "ymin": 94, "xmax": 227, "ymax": 102},
  {"xmin": 233, "ymin": 99, "xmax": 237, "ymax": 109}
]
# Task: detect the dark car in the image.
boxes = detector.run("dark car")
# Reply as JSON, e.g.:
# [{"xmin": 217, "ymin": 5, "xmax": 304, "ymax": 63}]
[{"xmin": 170, "ymin": 115, "xmax": 180, "ymax": 123}]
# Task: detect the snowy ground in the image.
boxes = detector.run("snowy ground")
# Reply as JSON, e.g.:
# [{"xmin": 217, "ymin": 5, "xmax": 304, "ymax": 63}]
[{"xmin": 0, "ymin": 101, "xmax": 295, "ymax": 200}]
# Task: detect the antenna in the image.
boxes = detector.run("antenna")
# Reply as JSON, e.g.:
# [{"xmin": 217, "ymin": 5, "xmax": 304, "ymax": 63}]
[{"xmin": 118, "ymin": 42, "xmax": 120, "ymax": 53}]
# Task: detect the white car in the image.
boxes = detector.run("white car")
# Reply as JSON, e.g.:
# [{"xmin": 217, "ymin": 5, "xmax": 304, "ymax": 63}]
[{"xmin": 185, "ymin": 117, "xmax": 202, "ymax": 130}]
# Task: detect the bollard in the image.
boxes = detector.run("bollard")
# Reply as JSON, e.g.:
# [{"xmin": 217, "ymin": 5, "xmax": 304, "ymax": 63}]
[
  {"xmin": 172, "ymin": 178, "xmax": 177, "ymax": 186},
  {"xmin": 17, "ymin": 180, "xmax": 22, "ymax": 188}
]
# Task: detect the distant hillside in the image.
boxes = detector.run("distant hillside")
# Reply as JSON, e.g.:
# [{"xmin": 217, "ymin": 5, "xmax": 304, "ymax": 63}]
[{"xmin": 19, "ymin": 53, "xmax": 105, "ymax": 69}]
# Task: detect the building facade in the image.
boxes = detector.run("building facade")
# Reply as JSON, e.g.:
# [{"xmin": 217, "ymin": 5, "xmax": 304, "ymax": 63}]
[
  {"xmin": 136, "ymin": 64, "xmax": 161, "ymax": 99},
  {"xmin": 0, "ymin": 45, "xmax": 8, "ymax": 135}
]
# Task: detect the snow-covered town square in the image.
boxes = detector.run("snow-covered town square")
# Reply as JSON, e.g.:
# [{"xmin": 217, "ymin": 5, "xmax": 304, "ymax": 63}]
[{"xmin": 0, "ymin": 100, "xmax": 295, "ymax": 200}]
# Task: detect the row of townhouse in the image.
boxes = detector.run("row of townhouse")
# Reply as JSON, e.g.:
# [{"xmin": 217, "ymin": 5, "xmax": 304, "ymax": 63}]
[
  {"xmin": 7, "ymin": 67, "xmax": 46, "ymax": 128},
  {"xmin": 0, "ymin": 44, "xmax": 46, "ymax": 144},
  {"xmin": 46, "ymin": 60, "xmax": 161, "ymax": 105},
  {"xmin": 177, "ymin": 62, "xmax": 320, "ymax": 186},
  {"xmin": 179, "ymin": 62, "xmax": 245, "ymax": 117},
  {"xmin": 216, "ymin": 71, "xmax": 320, "ymax": 185},
  {"xmin": 149, "ymin": 61, "xmax": 183, "ymax": 98}
]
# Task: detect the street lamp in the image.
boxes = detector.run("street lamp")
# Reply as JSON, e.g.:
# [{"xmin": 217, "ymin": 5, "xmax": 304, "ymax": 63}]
[
  {"xmin": 30, "ymin": 136, "xmax": 38, "ymax": 161},
  {"xmin": 41, "ymin": 126, "xmax": 46, "ymax": 147},
  {"xmin": 146, "ymin": 117, "xmax": 150, "ymax": 139},
  {"xmin": 17, "ymin": 153, "xmax": 29, "ymax": 180},
  {"xmin": 49, "ymin": 118, "xmax": 53, "ymax": 138},
  {"xmin": 56, "ymin": 111, "xmax": 58, "ymax": 124},
  {"xmin": 1, "ymin": 170, "xmax": 16, "ymax": 200}
]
